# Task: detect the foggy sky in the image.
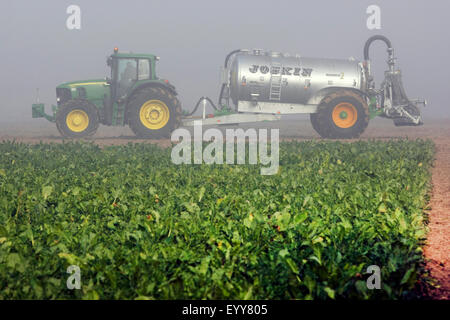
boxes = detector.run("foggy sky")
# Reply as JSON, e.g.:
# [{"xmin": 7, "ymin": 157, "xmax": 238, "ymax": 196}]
[{"xmin": 1, "ymin": 0, "xmax": 449, "ymax": 123}]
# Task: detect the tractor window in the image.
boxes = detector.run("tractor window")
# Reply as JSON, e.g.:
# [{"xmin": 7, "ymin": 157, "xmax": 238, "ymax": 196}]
[
  {"xmin": 138, "ymin": 59, "xmax": 150, "ymax": 80},
  {"xmin": 117, "ymin": 59, "xmax": 137, "ymax": 97},
  {"xmin": 118, "ymin": 59, "xmax": 137, "ymax": 82}
]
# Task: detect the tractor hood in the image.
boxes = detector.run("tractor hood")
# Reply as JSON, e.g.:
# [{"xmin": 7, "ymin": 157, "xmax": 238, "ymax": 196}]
[
  {"xmin": 56, "ymin": 79, "xmax": 109, "ymax": 107},
  {"xmin": 57, "ymin": 79, "xmax": 107, "ymax": 89}
]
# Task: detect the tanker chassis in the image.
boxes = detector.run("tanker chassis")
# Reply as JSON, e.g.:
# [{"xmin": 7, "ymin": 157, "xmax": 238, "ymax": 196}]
[{"xmin": 32, "ymin": 35, "xmax": 425, "ymax": 139}]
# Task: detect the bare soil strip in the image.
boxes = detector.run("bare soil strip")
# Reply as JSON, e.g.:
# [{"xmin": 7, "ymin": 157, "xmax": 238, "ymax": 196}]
[{"xmin": 423, "ymin": 138, "xmax": 450, "ymax": 299}]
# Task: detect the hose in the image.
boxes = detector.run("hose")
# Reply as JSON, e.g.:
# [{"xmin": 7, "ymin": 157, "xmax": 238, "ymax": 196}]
[
  {"xmin": 184, "ymin": 96, "xmax": 220, "ymax": 117},
  {"xmin": 363, "ymin": 35, "xmax": 392, "ymax": 61},
  {"xmin": 186, "ymin": 49, "xmax": 244, "ymax": 116},
  {"xmin": 223, "ymin": 49, "xmax": 243, "ymax": 68},
  {"xmin": 218, "ymin": 49, "xmax": 243, "ymax": 107}
]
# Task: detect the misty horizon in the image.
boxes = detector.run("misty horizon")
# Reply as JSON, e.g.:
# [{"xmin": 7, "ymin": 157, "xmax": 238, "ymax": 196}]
[{"xmin": 1, "ymin": 0, "xmax": 449, "ymax": 124}]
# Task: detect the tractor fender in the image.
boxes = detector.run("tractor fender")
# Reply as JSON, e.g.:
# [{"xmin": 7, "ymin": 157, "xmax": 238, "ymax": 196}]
[{"xmin": 130, "ymin": 82, "xmax": 178, "ymax": 99}]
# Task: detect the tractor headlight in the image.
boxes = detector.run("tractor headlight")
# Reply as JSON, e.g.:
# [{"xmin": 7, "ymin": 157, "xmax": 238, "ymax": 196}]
[{"xmin": 56, "ymin": 88, "xmax": 71, "ymax": 106}]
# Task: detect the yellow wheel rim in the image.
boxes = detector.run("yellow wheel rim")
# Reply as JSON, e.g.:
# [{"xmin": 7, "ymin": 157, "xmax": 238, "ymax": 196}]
[
  {"xmin": 332, "ymin": 103, "xmax": 358, "ymax": 128},
  {"xmin": 139, "ymin": 100, "xmax": 170, "ymax": 130},
  {"xmin": 66, "ymin": 109, "xmax": 89, "ymax": 132}
]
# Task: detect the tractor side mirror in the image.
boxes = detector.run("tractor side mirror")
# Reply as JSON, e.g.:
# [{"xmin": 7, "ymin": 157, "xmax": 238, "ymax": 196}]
[{"xmin": 106, "ymin": 57, "xmax": 112, "ymax": 67}]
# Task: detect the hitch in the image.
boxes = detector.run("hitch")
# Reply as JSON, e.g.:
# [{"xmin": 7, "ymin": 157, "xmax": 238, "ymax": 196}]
[
  {"xmin": 31, "ymin": 88, "xmax": 56, "ymax": 122},
  {"xmin": 32, "ymin": 103, "xmax": 56, "ymax": 122}
]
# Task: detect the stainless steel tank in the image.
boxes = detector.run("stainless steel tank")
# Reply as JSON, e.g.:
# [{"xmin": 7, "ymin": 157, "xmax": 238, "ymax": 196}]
[{"xmin": 228, "ymin": 50, "xmax": 364, "ymax": 108}]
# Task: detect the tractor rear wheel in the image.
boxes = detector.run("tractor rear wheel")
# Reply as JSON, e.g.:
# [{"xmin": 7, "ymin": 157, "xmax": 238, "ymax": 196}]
[
  {"xmin": 55, "ymin": 99, "xmax": 99, "ymax": 138},
  {"xmin": 127, "ymin": 87, "xmax": 182, "ymax": 138},
  {"xmin": 313, "ymin": 90, "xmax": 369, "ymax": 139}
]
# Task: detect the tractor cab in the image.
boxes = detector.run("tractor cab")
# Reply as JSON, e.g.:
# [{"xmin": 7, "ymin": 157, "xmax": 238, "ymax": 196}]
[
  {"xmin": 106, "ymin": 48, "xmax": 157, "ymax": 98},
  {"xmin": 102, "ymin": 48, "xmax": 162, "ymax": 125}
]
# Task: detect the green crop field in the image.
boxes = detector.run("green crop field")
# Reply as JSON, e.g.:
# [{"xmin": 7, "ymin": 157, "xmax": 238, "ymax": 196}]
[{"xmin": 0, "ymin": 140, "xmax": 434, "ymax": 299}]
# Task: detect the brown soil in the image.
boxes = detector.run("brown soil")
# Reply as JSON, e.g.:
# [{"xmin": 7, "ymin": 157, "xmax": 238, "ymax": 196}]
[
  {"xmin": 423, "ymin": 138, "xmax": 450, "ymax": 299},
  {"xmin": 1, "ymin": 117, "xmax": 449, "ymax": 298}
]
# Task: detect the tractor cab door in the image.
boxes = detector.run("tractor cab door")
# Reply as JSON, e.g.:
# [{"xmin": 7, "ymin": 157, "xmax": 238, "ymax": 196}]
[
  {"xmin": 104, "ymin": 57, "xmax": 151, "ymax": 125},
  {"xmin": 104, "ymin": 58, "xmax": 138, "ymax": 125},
  {"xmin": 110, "ymin": 58, "xmax": 151, "ymax": 101},
  {"xmin": 115, "ymin": 58, "xmax": 138, "ymax": 99}
]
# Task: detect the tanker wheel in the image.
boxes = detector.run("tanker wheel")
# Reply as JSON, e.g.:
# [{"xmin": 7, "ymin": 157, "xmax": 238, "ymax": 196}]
[
  {"xmin": 127, "ymin": 87, "xmax": 182, "ymax": 138},
  {"xmin": 310, "ymin": 113, "xmax": 330, "ymax": 138},
  {"xmin": 55, "ymin": 99, "xmax": 99, "ymax": 138},
  {"xmin": 314, "ymin": 90, "xmax": 369, "ymax": 139}
]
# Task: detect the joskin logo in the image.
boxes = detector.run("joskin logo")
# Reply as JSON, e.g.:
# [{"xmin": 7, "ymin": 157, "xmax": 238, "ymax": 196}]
[{"xmin": 249, "ymin": 65, "xmax": 313, "ymax": 77}]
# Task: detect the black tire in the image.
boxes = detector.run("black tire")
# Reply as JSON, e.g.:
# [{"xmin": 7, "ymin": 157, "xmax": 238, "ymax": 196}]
[
  {"xmin": 55, "ymin": 99, "xmax": 99, "ymax": 138},
  {"xmin": 314, "ymin": 90, "xmax": 369, "ymax": 139},
  {"xmin": 127, "ymin": 87, "xmax": 182, "ymax": 138},
  {"xmin": 309, "ymin": 113, "xmax": 330, "ymax": 138}
]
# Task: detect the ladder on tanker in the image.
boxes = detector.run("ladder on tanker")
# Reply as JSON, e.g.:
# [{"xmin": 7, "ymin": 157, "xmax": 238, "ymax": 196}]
[{"xmin": 269, "ymin": 62, "xmax": 282, "ymax": 101}]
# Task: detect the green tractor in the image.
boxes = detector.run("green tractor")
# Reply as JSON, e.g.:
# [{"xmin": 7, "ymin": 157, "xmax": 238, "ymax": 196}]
[{"xmin": 32, "ymin": 48, "xmax": 182, "ymax": 138}]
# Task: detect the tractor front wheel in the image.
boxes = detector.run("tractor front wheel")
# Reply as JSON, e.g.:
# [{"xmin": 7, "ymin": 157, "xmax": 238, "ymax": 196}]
[
  {"xmin": 55, "ymin": 99, "xmax": 99, "ymax": 138},
  {"xmin": 127, "ymin": 87, "xmax": 182, "ymax": 138}
]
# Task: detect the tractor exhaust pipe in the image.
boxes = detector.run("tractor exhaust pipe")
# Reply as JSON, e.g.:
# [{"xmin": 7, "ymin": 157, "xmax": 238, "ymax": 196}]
[{"xmin": 363, "ymin": 35, "xmax": 425, "ymax": 126}]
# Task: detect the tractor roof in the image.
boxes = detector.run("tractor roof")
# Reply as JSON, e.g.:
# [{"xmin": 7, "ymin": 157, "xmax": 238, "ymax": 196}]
[{"xmin": 111, "ymin": 52, "xmax": 158, "ymax": 60}]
